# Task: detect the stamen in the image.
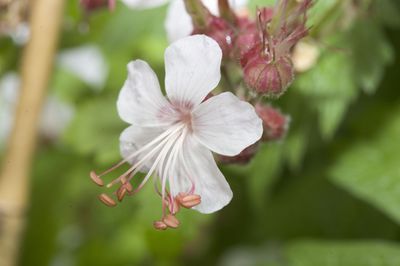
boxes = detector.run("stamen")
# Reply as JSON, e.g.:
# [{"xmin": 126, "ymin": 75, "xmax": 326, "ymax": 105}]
[
  {"xmin": 90, "ymin": 171, "xmax": 104, "ymax": 186},
  {"xmin": 162, "ymin": 214, "xmax": 180, "ymax": 229},
  {"xmin": 177, "ymin": 193, "xmax": 201, "ymax": 208},
  {"xmin": 98, "ymin": 193, "xmax": 117, "ymax": 207},
  {"xmin": 117, "ymin": 186, "xmax": 127, "ymax": 202},
  {"xmin": 134, "ymin": 128, "xmax": 182, "ymax": 194},
  {"xmin": 178, "ymin": 145, "xmax": 197, "ymax": 195},
  {"xmin": 106, "ymin": 124, "xmax": 184, "ymax": 189},
  {"xmin": 94, "ymin": 124, "xmax": 185, "ymax": 179},
  {"xmin": 160, "ymin": 127, "xmax": 188, "ymax": 216},
  {"xmin": 153, "ymin": 220, "xmax": 168, "ymax": 230}
]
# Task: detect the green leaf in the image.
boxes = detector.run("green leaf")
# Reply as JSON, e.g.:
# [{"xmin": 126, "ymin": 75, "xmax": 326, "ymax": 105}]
[
  {"xmin": 286, "ymin": 240, "xmax": 400, "ymax": 266},
  {"xmin": 247, "ymin": 143, "xmax": 284, "ymax": 209},
  {"xmin": 348, "ymin": 20, "xmax": 394, "ymax": 94},
  {"xmin": 330, "ymin": 106, "xmax": 400, "ymax": 223},
  {"xmin": 316, "ymin": 99, "xmax": 348, "ymax": 140},
  {"xmin": 374, "ymin": 0, "xmax": 400, "ymax": 28},
  {"xmin": 295, "ymin": 50, "xmax": 357, "ymax": 139},
  {"xmin": 63, "ymin": 97, "xmax": 124, "ymax": 165},
  {"xmin": 221, "ymin": 241, "xmax": 400, "ymax": 266}
]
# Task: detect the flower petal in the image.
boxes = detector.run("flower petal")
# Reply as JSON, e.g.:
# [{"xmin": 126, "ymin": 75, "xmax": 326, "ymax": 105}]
[
  {"xmin": 120, "ymin": 125, "xmax": 164, "ymax": 172},
  {"xmin": 192, "ymin": 92, "xmax": 263, "ymax": 156},
  {"xmin": 171, "ymin": 136, "xmax": 232, "ymax": 214},
  {"xmin": 121, "ymin": 0, "xmax": 169, "ymax": 9},
  {"xmin": 202, "ymin": 0, "xmax": 249, "ymax": 14},
  {"xmin": 165, "ymin": 0, "xmax": 193, "ymax": 43},
  {"xmin": 164, "ymin": 35, "xmax": 222, "ymax": 107},
  {"xmin": 117, "ymin": 60, "xmax": 171, "ymax": 126}
]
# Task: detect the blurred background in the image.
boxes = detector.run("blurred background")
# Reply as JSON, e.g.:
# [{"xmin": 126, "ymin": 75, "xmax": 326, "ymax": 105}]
[{"xmin": 1, "ymin": 0, "xmax": 400, "ymax": 265}]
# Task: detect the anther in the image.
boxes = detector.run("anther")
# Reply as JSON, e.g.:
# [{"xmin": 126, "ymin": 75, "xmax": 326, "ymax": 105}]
[
  {"xmin": 117, "ymin": 187, "xmax": 127, "ymax": 202},
  {"xmin": 162, "ymin": 214, "xmax": 180, "ymax": 229},
  {"xmin": 153, "ymin": 221, "xmax": 168, "ymax": 231},
  {"xmin": 177, "ymin": 194, "xmax": 201, "ymax": 208},
  {"xmin": 90, "ymin": 171, "xmax": 104, "ymax": 186},
  {"xmin": 121, "ymin": 179, "xmax": 133, "ymax": 193},
  {"xmin": 98, "ymin": 193, "xmax": 117, "ymax": 207}
]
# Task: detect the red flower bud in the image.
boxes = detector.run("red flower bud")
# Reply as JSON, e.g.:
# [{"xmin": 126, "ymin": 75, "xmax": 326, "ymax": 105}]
[
  {"xmin": 242, "ymin": 51, "xmax": 294, "ymax": 97},
  {"xmin": 80, "ymin": 0, "xmax": 114, "ymax": 12},
  {"xmin": 255, "ymin": 103, "xmax": 290, "ymax": 141},
  {"xmin": 218, "ymin": 142, "xmax": 259, "ymax": 164},
  {"xmin": 234, "ymin": 17, "xmax": 259, "ymax": 60},
  {"xmin": 193, "ymin": 16, "xmax": 234, "ymax": 58}
]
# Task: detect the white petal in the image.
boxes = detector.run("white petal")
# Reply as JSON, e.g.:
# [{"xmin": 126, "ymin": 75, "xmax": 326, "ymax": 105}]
[
  {"xmin": 39, "ymin": 96, "xmax": 74, "ymax": 139},
  {"xmin": 165, "ymin": 0, "xmax": 193, "ymax": 43},
  {"xmin": 201, "ymin": 0, "xmax": 248, "ymax": 14},
  {"xmin": 117, "ymin": 60, "xmax": 172, "ymax": 126},
  {"xmin": 57, "ymin": 45, "xmax": 108, "ymax": 89},
  {"xmin": 228, "ymin": 0, "xmax": 248, "ymax": 11},
  {"xmin": 164, "ymin": 35, "xmax": 222, "ymax": 107},
  {"xmin": 192, "ymin": 92, "xmax": 263, "ymax": 156},
  {"xmin": 120, "ymin": 125, "xmax": 164, "ymax": 171},
  {"xmin": 121, "ymin": 0, "xmax": 169, "ymax": 9},
  {"xmin": 171, "ymin": 137, "xmax": 232, "ymax": 213}
]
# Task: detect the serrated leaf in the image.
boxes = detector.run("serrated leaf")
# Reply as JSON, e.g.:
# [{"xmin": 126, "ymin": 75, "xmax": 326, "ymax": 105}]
[{"xmin": 330, "ymin": 107, "xmax": 400, "ymax": 223}]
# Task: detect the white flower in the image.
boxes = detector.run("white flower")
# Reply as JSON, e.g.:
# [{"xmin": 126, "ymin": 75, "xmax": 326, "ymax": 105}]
[
  {"xmin": 57, "ymin": 45, "xmax": 108, "ymax": 90},
  {"xmin": 120, "ymin": 0, "xmax": 248, "ymax": 42},
  {"xmin": 92, "ymin": 35, "xmax": 262, "ymax": 228}
]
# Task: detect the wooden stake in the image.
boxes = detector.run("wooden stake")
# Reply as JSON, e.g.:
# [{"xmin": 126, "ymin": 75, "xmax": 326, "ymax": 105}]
[{"xmin": 0, "ymin": 0, "xmax": 65, "ymax": 265}]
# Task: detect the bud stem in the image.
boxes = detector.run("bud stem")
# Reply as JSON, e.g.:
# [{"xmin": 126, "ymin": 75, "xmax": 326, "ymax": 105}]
[
  {"xmin": 218, "ymin": 0, "xmax": 236, "ymax": 24},
  {"xmin": 183, "ymin": 0, "xmax": 210, "ymax": 30}
]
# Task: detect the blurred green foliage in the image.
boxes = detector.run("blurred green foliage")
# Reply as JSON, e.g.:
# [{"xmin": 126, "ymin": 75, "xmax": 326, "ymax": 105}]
[{"xmin": 1, "ymin": 0, "xmax": 400, "ymax": 265}]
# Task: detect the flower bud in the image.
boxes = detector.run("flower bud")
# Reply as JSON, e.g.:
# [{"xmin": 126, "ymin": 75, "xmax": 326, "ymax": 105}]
[
  {"xmin": 193, "ymin": 16, "xmax": 234, "ymax": 58},
  {"xmin": 242, "ymin": 52, "xmax": 294, "ymax": 97},
  {"xmin": 218, "ymin": 142, "xmax": 259, "ymax": 164},
  {"xmin": 205, "ymin": 17, "xmax": 234, "ymax": 57},
  {"xmin": 234, "ymin": 17, "xmax": 258, "ymax": 59},
  {"xmin": 80, "ymin": 0, "xmax": 114, "ymax": 12},
  {"xmin": 255, "ymin": 103, "xmax": 290, "ymax": 141},
  {"xmin": 292, "ymin": 40, "xmax": 319, "ymax": 72}
]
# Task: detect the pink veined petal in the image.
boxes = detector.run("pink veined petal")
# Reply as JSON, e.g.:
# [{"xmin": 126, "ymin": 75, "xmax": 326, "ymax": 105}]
[
  {"xmin": 170, "ymin": 136, "xmax": 233, "ymax": 214},
  {"xmin": 121, "ymin": 0, "xmax": 169, "ymax": 9},
  {"xmin": 165, "ymin": 0, "xmax": 193, "ymax": 43},
  {"xmin": 164, "ymin": 35, "xmax": 222, "ymax": 107},
  {"xmin": 117, "ymin": 60, "xmax": 173, "ymax": 127},
  {"xmin": 192, "ymin": 92, "xmax": 263, "ymax": 156}
]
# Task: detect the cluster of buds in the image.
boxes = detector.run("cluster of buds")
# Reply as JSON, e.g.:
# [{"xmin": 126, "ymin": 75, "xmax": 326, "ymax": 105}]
[
  {"xmin": 255, "ymin": 103, "xmax": 290, "ymax": 141},
  {"xmin": 184, "ymin": 0, "xmax": 235, "ymax": 57},
  {"xmin": 240, "ymin": 0, "xmax": 311, "ymax": 97},
  {"xmin": 181, "ymin": 0, "xmax": 309, "ymax": 164},
  {"xmin": 90, "ymin": 167, "xmax": 201, "ymax": 231},
  {"xmin": 186, "ymin": 0, "xmax": 312, "ymax": 97}
]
